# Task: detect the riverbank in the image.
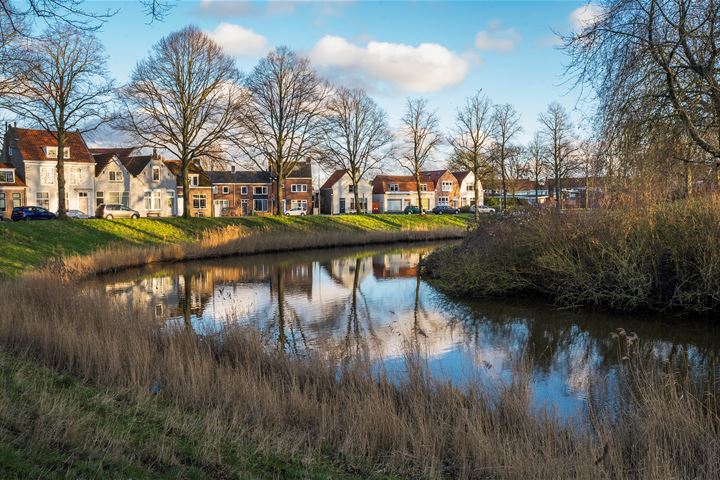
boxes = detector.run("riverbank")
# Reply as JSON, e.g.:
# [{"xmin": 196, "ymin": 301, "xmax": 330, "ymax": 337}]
[
  {"xmin": 0, "ymin": 214, "xmax": 469, "ymax": 277},
  {"xmin": 425, "ymin": 196, "xmax": 720, "ymax": 314}
]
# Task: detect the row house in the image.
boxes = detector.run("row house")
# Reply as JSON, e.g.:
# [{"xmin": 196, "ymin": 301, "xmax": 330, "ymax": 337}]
[
  {"xmin": 207, "ymin": 170, "xmax": 273, "ymax": 216},
  {"xmin": 277, "ymin": 160, "xmax": 313, "ymax": 213},
  {"xmin": 0, "ymin": 163, "xmax": 26, "ymax": 219},
  {"xmin": 372, "ymin": 174, "xmax": 435, "ymax": 213},
  {"xmin": 318, "ymin": 170, "xmax": 373, "ymax": 214},
  {"xmin": 163, "ymin": 161, "xmax": 213, "ymax": 217},
  {"xmin": 91, "ymin": 147, "xmax": 178, "ymax": 217}
]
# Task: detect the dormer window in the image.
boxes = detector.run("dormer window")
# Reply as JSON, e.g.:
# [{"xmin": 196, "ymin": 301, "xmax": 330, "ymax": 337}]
[
  {"xmin": 44, "ymin": 146, "xmax": 70, "ymax": 158},
  {"xmin": 389, "ymin": 183, "xmax": 399, "ymax": 192},
  {"xmin": 0, "ymin": 170, "xmax": 14, "ymax": 183},
  {"xmin": 189, "ymin": 174, "xmax": 199, "ymax": 187},
  {"xmin": 420, "ymin": 184, "xmax": 428, "ymax": 192}
]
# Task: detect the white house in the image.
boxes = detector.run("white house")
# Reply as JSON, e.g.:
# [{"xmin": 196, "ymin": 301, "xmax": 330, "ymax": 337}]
[
  {"xmin": 91, "ymin": 147, "xmax": 178, "ymax": 217},
  {"xmin": 452, "ymin": 171, "xmax": 484, "ymax": 207},
  {"xmin": 319, "ymin": 170, "xmax": 373, "ymax": 214},
  {"xmin": 3, "ymin": 126, "xmax": 96, "ymax": 215},
  {"xmin": 371, "ymin": 174, "xmax": 436, "ymax": 213}
]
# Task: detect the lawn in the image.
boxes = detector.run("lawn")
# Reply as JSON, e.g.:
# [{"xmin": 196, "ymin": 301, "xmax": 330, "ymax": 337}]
[{"xmin": 0, "ymin": 214, "xmax": 469, "ymax": 277}]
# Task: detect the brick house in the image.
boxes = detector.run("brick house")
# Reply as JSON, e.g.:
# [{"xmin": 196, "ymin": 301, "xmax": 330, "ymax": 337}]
[
  {"xmin": 423, "ymin": 169, "xmax": 461, "ymax": 208},
  {"xmin": 0, "ymin": 163, "xmax": 26, "ymax": 219},
  {"xmin": 163, "ymin": 160, "xmax": 213, "ymax": 217},
  {"xmin": 2, "ymin": 126, "xmax": 96, "ymax": 215},
  {"xmin": 207, "ymin": 170, "xmax": 273, "ymax": 216},
  {"xmin": 371, "ymin": 174, "xmax": 435, "ymax": 213},
  {"xmin": 273, "ymin": 160, "xmax": 313, "ymax": 214}
]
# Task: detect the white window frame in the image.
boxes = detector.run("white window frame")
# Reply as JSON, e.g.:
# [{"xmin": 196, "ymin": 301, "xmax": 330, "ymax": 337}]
[
  {"xmin": 109, "ymin": 170, "xmax": 123, "ymax": 183},
  {"xmin": 152, "ymin": 166, "xmax": 161, "ymax": 182},
  {"xmin": 144, "ymin": 190, "xmax": 161, "ymax": 211},
  {"xmin": 36, "ymin": 191, "xmax": 49, "ymax": 208},
  {"xmin": 438, "ymin": 196, "xmax": 449, "ymax": 206},
  {"xmin": 107, "ymin": 191, "xmax": 129, "ymax": 207},
  {"xmin": 67, "ymin": 166, "xmax": 83, "ymax": 186},
  {"xmin": 389, "ymin": 183, "xmax": 399, "ymax": 192},
  {"xmin": 0, "ymin": 170, "xmax": 14, "ymax": 183},
  {"xmin": 290, "ymin": 199, "xmax": 308, "ymax": 210},
  {"xmin": 466, "ymin": 182, "xmax": 474, "ymax": 191},
  {"xmin": 290, "ymin": 183, "xmax": 307, "ymax": 193},
  {"xmin": 240, "ymin": 186, "xmax": 248, "ymax": 195},
  {"xmin": 254, "ymin": 186, "xmax": 268, "ymax": 195},
  {"xmin": 441, "ymin": 181, "xmax": 453, "ymax": 192},
  {"xmin": 253, "ymin": 198, "xmax": 268, "ymax": 212},
  {"xmin": 222, "ymin": 186, "xmax": 230, "ymax": 194},
  {"xmin": 166, "ymin": 190, "xmax": 175, "ymax": 210},
  {"xmin": 40, "ymin": 166, "xmax": 55, "ymax": 185},
  {"xmin": 189, "ymin": 174, "xmax": 200, "ymax": 187},
  {"xmin": 192, "ymin": 193, "xmax": 207, "ymax": 210},
  {"xmin": 420, "ymin": 184, "xmax": 428, "ymax": 192}
]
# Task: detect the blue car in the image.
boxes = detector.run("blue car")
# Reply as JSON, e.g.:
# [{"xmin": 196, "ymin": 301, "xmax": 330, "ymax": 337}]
[{"xmin": 11, "ymin": 206, "xmax": 56, "ymax": 221}]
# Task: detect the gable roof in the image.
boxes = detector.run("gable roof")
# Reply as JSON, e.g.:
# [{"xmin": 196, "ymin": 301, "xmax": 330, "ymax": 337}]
[
  {"xmin": 372, "ymin": 174, "xmax": 434, "ymax": 195},
  {"xmin": 207, "ymin": 170, "xmax": 273, "ymax": 184},
  {"xmin": 90, "ymin": 147, "xmax": 151, "ymax": 177},
  {"xmin": 8, "ymin": 127, "xmax": 94, "ymax": 163},
  {"xmin": 452, "ymin": 171, "xmax": 471, "ymax": 184},
  {"xmin": 421, "ymin": 169, "xmax": 452, "ymax": 185},
  {"xmin": 320, "ymin": 169, "xmax": 348, "ymax": 189},
  {"xmin": 122, "ymin": 155, "xmax": 153, "ymax": 177},
  {"xmin": 163, "ymin": 160, "xmax": 212, "ymax": 187}
]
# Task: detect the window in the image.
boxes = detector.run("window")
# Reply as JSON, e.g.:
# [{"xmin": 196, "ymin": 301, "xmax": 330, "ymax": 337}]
[
  {"xmin": 291, "ymin": 200, "xmax": 307, "ymax": 210},
  {"xmin": 240, "ymin": 186, "xmax": 248, "ymax": 195},
  {"xmin": 348, "ymin": 184, "xmax": 354, "ymax": 193},
  {"xmin": 44, "ymin": 146, "xmax": 69, "ymax": 158},
  {"xmin": 253, "ymin": 198, "xmax": 268, "ymax": 212},
  {"xmin": 144, "ymin": 190, "xmax": 161, "ymax": 210},
  {"xmin": 152, "ymin": 167, "xmax": 160, "ymax": 182},
  {"xmin": 441, "ymin": 181, "xmax": 453, "ymax": 192},
  {"xmin": 466, "ymin": 182, "xmax": 474, "ymax": 191},
  {"xmin": 438, "ymin": 196, "xmax": 449, "ymax": 206},
  {"xmin": 350, "ymin": 198, "xmax": 368, "ymax": 213},
  {"xmin": 166, "ymin": 190, "xmax": 175, "ymax": 210},
  {"xmin": 68, "ymin": 166, "xmax": 82, "ymax": 186},
  {"xmin": 291, "ymin": 183, "xmax": 307, "ymax": 193},
  {"xmin": 230, "ymin": 165, "xmax": 236, "ymax": 173},
  {"xmin": 222, "ymin": 186, "xmax": 229, "ymax": 194},
  {"xmin": 420, "ymin": 184, "xmax": 428, "ymax": 192},
  {"xmin": 212, "ymin": 186, "xmax": 218, "ymax": 194},
  {"xmin": 36, "ymin": 192, "xmax": 49, "ymax": 208},
  {"xmin": 109, "ymin": 170, "xmax": 123, "ymax": 182},
  {"xmin": 96, "ymin": 191, "xmax": 104, "ymax": 207},
  {"xmin": 0, "ymin": 170, "xmax": 14, "ymax": 183},
  {"xmin": 107, "ymin": 191, "xmax": 129, "ymax": 207},
  {"xmin": 192, "ymin": 194, "xmax": 207, "ymax": 210},
  {"xmin": 12, "ymin": 193, "xmax": 21, "ymax": 207},
  {"xmin": 0, "ymin": 193, "xmax": 5, "ymax": 211},
  {"xmin": 41, "ymin": 166, "xmax": 55, "ymax": 185},
  {"xmin": 254, "ymin": 186, "xmax": 268, "ymax": 195},
  {"xmin": 389, "ymin": 183, "xmax": 399, "ymax": 192},
  {"xmin": 189, "ymin": 174, "xmax": 199, "ymax": 187}
]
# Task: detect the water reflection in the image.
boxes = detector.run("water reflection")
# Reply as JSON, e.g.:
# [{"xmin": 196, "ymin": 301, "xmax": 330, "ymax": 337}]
[{"xmin": 95, "ymin": 243, "xmax": 720, "ymax": 418}]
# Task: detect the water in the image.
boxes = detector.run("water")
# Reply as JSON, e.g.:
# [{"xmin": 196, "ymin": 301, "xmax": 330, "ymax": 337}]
[{"xmin": 94, "ymin": 241, "xmax": 720, "ymax": 419}]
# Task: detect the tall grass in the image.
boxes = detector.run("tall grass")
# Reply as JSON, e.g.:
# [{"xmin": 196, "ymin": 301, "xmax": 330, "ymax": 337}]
[
  {"xmin": 0, "ymin": 272, "xmax": 718, "ymax": 478},
  {"xmin": 425, "ymin": 195, "xmax": 720, "ymax": 313}
]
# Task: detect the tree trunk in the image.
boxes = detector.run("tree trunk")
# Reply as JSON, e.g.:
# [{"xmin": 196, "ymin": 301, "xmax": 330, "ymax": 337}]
[
  {"xmin": 275, "ymin": 171, "xmax": 284, "ymax": 215},
  {"xmin": 501, "ymin": 163, "xmax": 507, "ymax": 212},
  {"xmin": 56, "ymin": 132, "xmax": 67, "ymax": 219},
  {"xmin": 353, "ymin": 179, "xmax": 361, "ymax": 215},
  {"xmin": 181, "ymin": 161, "xmax": 191, "ymax": 219},
  {"xmin": 415, "ymin": 173, "xmax": 424, "ymax": 215},
  {"xmin": 473, "ymin": 173, "xmax": 480, "ymax": 221}
]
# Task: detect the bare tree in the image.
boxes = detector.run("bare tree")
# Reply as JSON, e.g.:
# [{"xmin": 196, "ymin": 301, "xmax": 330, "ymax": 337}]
[
  {"xmin": 506, "ymin": 145, "xmax": 528, "ymax": 199},
  {"xmin": 491, "ymin": 103, "xmax": 522, "ymax": 211},
  {"xmin": 118, "ymin": 25, "xmax": 244, "ymax": 218},
  {"xmin": 398, "ymin": 98, "xmax": 442, "ymax": 214},
  {"xmin": 448, "ymin": 91, "xmax": 494, "ymax": 220},
  {"xmin": 239, "ymin": 47, "xmax": 329, "ymax": 215},
  {"xmin": 538, "ymin": 102, "xmax": 579, "ymax": 210},
  {"xmin": 321, "ymin": 87, "xmax": 392, "ymax": 214},
  {"xmin": 525, "ymin": 132, "xmax": 547, "ymax": 205},
  {"xmin": 1, "ymin": 25, "xmax": 114, "ymax": 218},
  {"xmin": 565, "ymin": 0, "xmax": 720, "ymax": 173}
]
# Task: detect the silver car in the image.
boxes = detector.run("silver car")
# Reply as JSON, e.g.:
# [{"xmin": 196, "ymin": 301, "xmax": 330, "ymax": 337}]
[
  {"xmin": 470, "ymin": 205, "xmax": 496, "ymax": 214},
  {"xmin": 95, "ymin": 204, "xmax": 140, "ymax": 219}
]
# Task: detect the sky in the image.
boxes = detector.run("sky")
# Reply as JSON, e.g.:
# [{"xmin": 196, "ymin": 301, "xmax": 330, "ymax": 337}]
[{"xmin": 67, "ymin": 1, "xmax": 599, "ymax": 169}]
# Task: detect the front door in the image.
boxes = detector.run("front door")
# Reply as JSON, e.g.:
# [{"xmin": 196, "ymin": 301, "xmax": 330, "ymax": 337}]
[
  {"xmin": 241, "ymin": 200, "xmax": 248, "ymax": 215},
  {"xmin": 339, "ymin": 198, "xmax": 346, "ymax": 214},
  {"xmin": 78, "ymin": 192, "xmax": 89, "ymax": 215}
]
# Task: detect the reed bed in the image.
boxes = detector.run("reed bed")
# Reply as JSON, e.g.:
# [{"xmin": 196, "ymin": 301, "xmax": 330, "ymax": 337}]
[
  {"xmin": 425, "ymin": 195, "xmax": 720, "ymax": 314},
  {"xmin": 0, "ymin": 272, "xmax": 718, "ymax": 478},
  {"xmin": 39, "ymin": 227, "xmax": 465, "ymax": 280}
]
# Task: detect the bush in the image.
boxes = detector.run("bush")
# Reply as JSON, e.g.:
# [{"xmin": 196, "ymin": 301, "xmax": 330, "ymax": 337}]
[{"xmin": 425, "ymin": 195, "xmax": 720, "ymax": 314}]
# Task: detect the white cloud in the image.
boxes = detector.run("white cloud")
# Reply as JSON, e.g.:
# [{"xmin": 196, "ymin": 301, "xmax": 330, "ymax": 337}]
[
  {"xmin": 208, "ymin": 23, "xmax": 269, "ymax": 57},
  {"xmin": 308, "ymin": 35, "xmax": 470, "ymax": 93},
  {"xmin": 474, "ymin": 22, "xmax": 521, "ymax": 53},
  {"xmin": 570, "ymin": 3, "xmax": 604, "ymax": 30}
]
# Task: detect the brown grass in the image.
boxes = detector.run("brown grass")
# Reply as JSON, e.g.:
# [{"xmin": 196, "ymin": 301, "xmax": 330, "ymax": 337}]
[
  {"xmin": 0, "ymin": 271, "xmax": 718, "ymax": 478},
  {"xmin": 39, "ymin": 227, "xmax": 465, "ymax": 280}
]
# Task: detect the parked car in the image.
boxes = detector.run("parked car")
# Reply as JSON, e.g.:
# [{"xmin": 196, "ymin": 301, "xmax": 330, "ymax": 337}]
[
  {"xmin": 11, "ymin": 206, "xmax": 56, "ymax": 221},
  {"xmin": 284, "ymin": 206, "xmax": 307, "ymax": 216},
  {"xmin": 470, "ymin": 205, "xmax": 496, "ymax": 214},
  {"xmin": 95, "ymin": 204, "xmax": 140, "ymax": 219},
  {"xmin": 403, "ymin": 205, "xmax": 425, "ymax": 215},
  {"xmin": 60, "ymin": 209, "xmax": 91, "ymax": 219},
  {"xmin": 431, "ymin": 205, "xmax": 460, "ymax": 215}
]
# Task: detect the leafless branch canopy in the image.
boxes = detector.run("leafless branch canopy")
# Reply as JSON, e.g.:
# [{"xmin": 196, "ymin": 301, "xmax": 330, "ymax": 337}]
[{"xmin": 491, "ymin": 103, "xmax": 522, "ymax": 210}]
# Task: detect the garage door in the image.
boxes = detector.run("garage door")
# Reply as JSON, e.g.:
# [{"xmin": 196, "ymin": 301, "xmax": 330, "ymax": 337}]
[{"xmin": 387, "ymin": 199, "xmax": 402, "ymax": 212}]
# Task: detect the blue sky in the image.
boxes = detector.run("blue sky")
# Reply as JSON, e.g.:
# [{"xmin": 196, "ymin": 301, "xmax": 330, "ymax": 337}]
[{"xmin": 92, "ymin": 0, "xmax": 595, "ymax": 151}]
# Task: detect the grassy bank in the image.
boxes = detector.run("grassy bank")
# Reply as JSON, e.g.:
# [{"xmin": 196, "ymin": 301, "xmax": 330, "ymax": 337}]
[
  {"xmin": 0, "ymin": 273, "xmax": 717, "ymax": 478},
  {"xmin": 0, "ymin": 214, "xmax": 469, "ymax": 277},
  {"xmin": 425, "ymin": 196, "xmax": 720, "ymax": 314}
]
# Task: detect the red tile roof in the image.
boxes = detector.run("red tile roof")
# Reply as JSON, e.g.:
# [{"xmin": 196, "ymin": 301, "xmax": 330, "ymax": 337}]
[
  {"xmin": 320, "ymin": 169, "xmax": 348, "ymax": 189},
  {"xmin": 452, "ymin": 171, "xmax": 471, "ymax": 184},
  {"xmin": 8, "ymin": 127, "xmax": 94, "ymax": 163},
  {"xmin": 0, "ymin": 163, "xmax": 25, "ymax": 187},
  {"xmin": 421, "ymin": 169, "xmax": 451, "ymax": 185},
  {"xmin": 372, "ymin": 174, "xmax": 434, "ymax": 195}
]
